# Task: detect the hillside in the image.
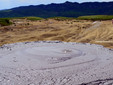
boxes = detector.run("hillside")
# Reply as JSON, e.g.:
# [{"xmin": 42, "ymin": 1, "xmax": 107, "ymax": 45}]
[{"xmin": 0, "ymin": 1, "xmax": 113, "ymax": 18}]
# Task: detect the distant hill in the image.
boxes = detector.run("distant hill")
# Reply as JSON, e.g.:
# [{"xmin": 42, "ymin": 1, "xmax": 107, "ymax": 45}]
[{"xmin": 0, "ymin": 1, "xmax": 113, "ymax": 18}]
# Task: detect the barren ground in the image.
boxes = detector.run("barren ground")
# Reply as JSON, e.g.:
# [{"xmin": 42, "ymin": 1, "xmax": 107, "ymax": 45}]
[{"xmin": 0, "ymin": 19, "xmax": 113, "ymax": 48}]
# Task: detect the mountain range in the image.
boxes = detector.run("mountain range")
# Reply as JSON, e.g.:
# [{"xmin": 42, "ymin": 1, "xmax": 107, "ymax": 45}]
[{"xmin": 0, "ymin": 1, "xmax": 113, "ymax": 18}]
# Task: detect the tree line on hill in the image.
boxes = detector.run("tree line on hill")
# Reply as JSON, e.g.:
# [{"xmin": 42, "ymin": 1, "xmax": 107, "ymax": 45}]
[{"xmin": 0, "ymin": 1, "xmax": 113, "ymax": 18}]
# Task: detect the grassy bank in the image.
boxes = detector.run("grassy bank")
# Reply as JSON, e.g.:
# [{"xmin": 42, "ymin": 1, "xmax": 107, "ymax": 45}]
[
  {"xmin": 0, "ymin": 17, "xmax": 43, "ymax": 26},
  {"xmin": 49, "ymin": 17, "xmax": 76, "ymax": 21},
  {"xmin": 6, "ymin": 17, "xmax": 43, "ymax": 21},
  {"xmin": 77, "ymin": 15, "xmax": 113, "ymax": 20},
  {"xmin": 25, "ymin": 17, "xmax": 43, "ymax": 21}
]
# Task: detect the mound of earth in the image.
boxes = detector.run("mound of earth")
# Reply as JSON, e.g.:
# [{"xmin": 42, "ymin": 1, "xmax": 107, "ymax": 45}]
[{"xmin": 0, "ymin": 41, "xmax": 113, "ymax": 85}]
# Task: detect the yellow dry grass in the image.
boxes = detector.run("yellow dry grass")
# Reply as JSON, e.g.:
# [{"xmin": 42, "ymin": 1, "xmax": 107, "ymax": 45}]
[{"xmin": 0, "ymin": 19, "xmax": 113, "ymax": 49}]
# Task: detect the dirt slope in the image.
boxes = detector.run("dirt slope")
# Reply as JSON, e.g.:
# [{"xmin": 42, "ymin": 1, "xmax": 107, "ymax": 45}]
[{"xmin": 0, "ymin": 19, "xmax": 113, "ymax": 48}]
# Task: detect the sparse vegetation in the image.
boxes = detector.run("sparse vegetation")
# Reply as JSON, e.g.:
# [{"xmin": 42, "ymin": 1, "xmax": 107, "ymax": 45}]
[
  {"xmin": 0, "ymin": 18, "xmax": 12, "ymax": 26},
  {"xmin": 77, "ymin": 15, "xmax": 113, "ymax": 20}
]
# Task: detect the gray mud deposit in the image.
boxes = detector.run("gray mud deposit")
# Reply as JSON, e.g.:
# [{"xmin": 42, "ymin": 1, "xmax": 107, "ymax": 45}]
[{"xmin": 0, "ymin": 41, "xmax": 113, "ymax": 85}]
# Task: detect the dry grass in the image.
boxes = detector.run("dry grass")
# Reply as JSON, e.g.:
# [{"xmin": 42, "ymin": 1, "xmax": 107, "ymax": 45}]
[{"xmin": 0, "ymin": 19, "xmax": 113, "ymax": 49}]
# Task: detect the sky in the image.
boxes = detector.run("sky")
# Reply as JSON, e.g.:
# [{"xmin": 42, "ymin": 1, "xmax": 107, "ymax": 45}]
[{"xmin": 0, "ymin": 0, "xmax": 113, "ymax": 10}]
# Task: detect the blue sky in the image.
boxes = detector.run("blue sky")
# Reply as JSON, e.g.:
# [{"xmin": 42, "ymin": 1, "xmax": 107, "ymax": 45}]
[{"xmin": 0, "ymin": 0, "xmax": 113, "ymax": 10}]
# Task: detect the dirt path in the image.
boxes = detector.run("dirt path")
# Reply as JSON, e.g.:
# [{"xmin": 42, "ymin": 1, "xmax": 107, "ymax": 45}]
[{"xmin": 87, "ymin": 21, "xmax": 102, "ymax": 30}]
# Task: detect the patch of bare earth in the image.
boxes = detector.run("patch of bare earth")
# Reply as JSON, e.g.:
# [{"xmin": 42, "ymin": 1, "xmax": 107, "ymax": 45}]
[{"xmin": 0, "ymin": 19, "xmax": 113, "ymax": 49}]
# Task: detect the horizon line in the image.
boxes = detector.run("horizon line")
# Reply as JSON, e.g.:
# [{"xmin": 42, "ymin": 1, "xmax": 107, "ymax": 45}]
[{"xmin": 0, "ymin": 1, "xmax": 113, "ymax": 11}]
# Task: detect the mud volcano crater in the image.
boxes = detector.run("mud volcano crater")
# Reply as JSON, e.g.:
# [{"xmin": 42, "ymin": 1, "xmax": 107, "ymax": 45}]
[
  {"xmin": 0, "ymin": 41, "xmax": 113, "ymax": 85},
  {"xmin": 22, "ymin": 46, "xmax": 82, "ymax": 64}
]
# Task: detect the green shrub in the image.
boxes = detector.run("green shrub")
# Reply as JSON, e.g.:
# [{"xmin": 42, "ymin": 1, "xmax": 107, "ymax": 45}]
[{"xmin": 0, "ymin": 18, "xmax": 12, "ymax": 26}]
